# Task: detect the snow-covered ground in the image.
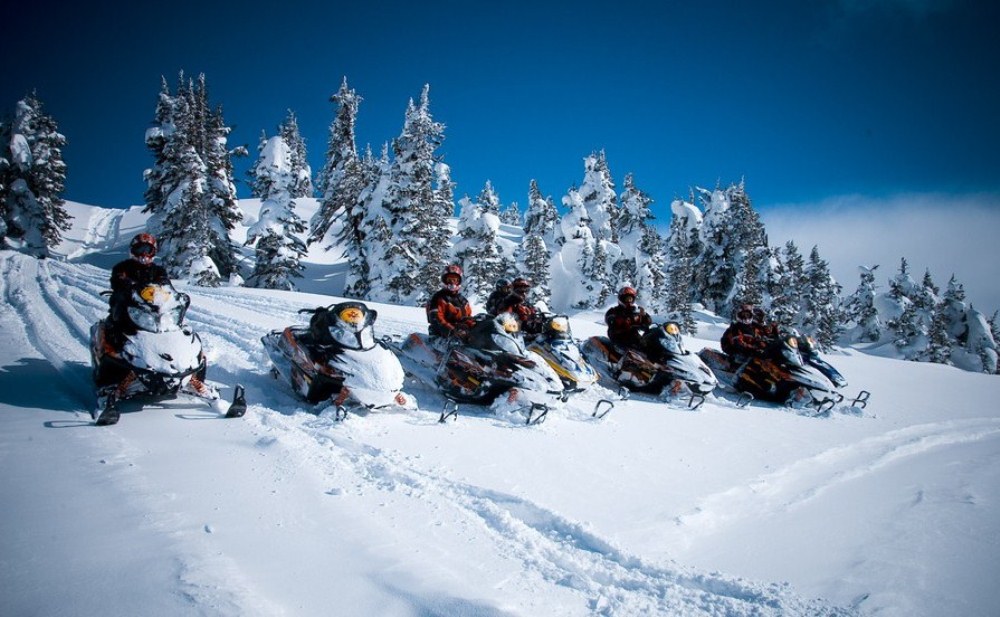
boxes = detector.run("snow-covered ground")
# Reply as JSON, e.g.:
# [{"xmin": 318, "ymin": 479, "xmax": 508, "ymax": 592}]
[{"xmin": 1, "ymin": 203, "xmax": 998, "ymax": 616}]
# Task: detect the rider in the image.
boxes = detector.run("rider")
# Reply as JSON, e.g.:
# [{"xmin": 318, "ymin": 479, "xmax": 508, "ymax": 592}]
[
  {"xmin": 107, "ymin": 233, "xmax": 170, "ymax": 341},
  {"xmin": 721, "ymin": 303, "xmax": 770, "ymax": 362},
  {"xmin": 426, "ymin": 264, "xmax": 475, "ymax": 342},
  {"xmin": 497, "ymin": 278, "xmax": 543, "ymax": 338},
  {"xmin": 485, "ymin": 278, "xmax": 512, "ymax": 316},
  {"xmin": 604, "ymin": 286, "xmax": 652, "ymax": 351}
]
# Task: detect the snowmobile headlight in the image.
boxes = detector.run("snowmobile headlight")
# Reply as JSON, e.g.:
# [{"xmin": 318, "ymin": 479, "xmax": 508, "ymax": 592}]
[
  {"xmin": 664, "ymin": 322, "xmax": 680, "ymax": 336},
  {"xmin": 499, "ymin": 313, "xmax": 520, "ymax": 333},
  {"xmin": 138, "ymin": 285, "xmax": 171, "ymax": 304},
  {"xmin": 549, "ymin": 317, "xmax": 569, "ymax": 334},
  {"xmin": 339, "ymin": 306, "xmax": 365, "ymax": 327}
]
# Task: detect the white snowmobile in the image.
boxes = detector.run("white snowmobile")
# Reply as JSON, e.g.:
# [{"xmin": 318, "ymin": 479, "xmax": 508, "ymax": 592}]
[
  {"xmin": 582, "ymin": 322, "xmax": 718, "ymax": 410},
  {"xmin": 261, "ymin": 301, "xmax": 414, "ymax": 420},
  {"xmin": 396, "ymin": 312, "xmax": 568, "ymax": 425},
  {"xmin": 89, "ymin": 283, "xmax": 247, "ymax": 426}
]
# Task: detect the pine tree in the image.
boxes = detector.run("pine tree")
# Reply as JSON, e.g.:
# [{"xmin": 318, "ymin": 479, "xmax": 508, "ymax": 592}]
[
  {"xmin": 802, "ymin": 245, "xmax": 843, "ymax": 350},
  {"xmin": 523, "ymin": 179, "xmax": 559, "ymax": 248},
  {"xmin": 925, "ymin": 300, "xmax": 953, "ymax": 364},
  {"xmin": 278, "ymin": 110, "xmax": 313, "ymax": 199},
  {"xmin": 613, "ymin": 173, "xmax": 658, "ymax": 302},
  {"xmin": 771, "ymin": 241, "xmax": 806, "ymax": 329},
  {"xmin": 940, "ymin": 274, "xmax": 969, "ymax": 343},
  {"xmin": 375, "ymin": 85, "xmax": 451, "ymax": 305},
  {"xmin": 499, "ymin": 201, "xmax": 521, "ymax": 226},
  {"xmin": 310, "ymin": 78, "xmax": 361, "ymax": 248},
  {"xmin": 244, "ymin": 134, "xmax": 307, "ymax": 290},
  {"xmin": 665, "ymin": 214, "xmax": 698, "ymax": 334},
  {"xmin": 0, "ymin": 92, "xmax": 71, "ymax": 256},
  {"xmin": 843, "ymin": 265, "xmax": 882, "ymax": 343},
  {"xmin": 143, "ymin": 73, "xmax": 243, "ymax": 285},
  {"xmin": 454, "ymin": 192, "xmax": 510, "ymax": 302},
  {"xmin": 518, "ymin": 232, "xmax": 551, "ymax": 306},
  {"xmin": 355, "ymin": 144, "xmax": 393, "ymax": 300},
  {"xmin": 477, "ymin": 180, "xmax": 501, "ymax": 215}
]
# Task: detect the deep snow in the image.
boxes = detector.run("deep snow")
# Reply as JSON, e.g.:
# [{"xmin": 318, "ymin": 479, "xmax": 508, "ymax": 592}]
[{"xmin": 1, "ymin": 201, "xmax": 999, "ymax": 616}]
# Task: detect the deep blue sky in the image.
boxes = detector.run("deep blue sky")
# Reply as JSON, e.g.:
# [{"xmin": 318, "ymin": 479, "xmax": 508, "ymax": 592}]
[{"xmin": 4, "ymin": 0, "xmax": 999, "ymax": 218}]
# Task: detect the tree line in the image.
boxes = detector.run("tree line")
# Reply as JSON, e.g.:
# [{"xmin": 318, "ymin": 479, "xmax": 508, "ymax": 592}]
[{"xmin": 1, "ymin": 75, "xmax": 996, "ymax": 373}]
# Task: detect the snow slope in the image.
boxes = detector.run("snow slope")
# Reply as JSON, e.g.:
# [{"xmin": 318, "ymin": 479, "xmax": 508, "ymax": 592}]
[{"xmin": 1, "ymin": 203, "xmax": 999, "ymax": 616}]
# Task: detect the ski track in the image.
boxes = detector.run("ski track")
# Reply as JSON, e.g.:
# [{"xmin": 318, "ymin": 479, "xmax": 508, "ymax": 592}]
[
  {"xmin": 673, "ymin": 417, "xmax": 1000, "ymax": 542},
  {"xmin": 4, "ymin": 253, "xmax": 859, "ymax": 616},
  {"xmin": 249, "ymin": 409, "xmax": 853, "ymax": 616}
]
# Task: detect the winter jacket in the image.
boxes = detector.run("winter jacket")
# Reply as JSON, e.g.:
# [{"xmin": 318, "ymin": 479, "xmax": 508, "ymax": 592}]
[
  {"xmin": 485, "ymin": 288, "xmax": 510, "ymax": 316},
  {"xmin": 108, "ymin": 258, "xmax": 171, "ymax": 326},
  {"xmin": 720, "ymin": 322, "xmax": 769, "ymax": 359},
  {"xmin": 426, "ymin": 289, "xmax": 474, "ymax": 338},
  {"xmin": 604, "ymin": 304, "xmax": 652, "ymax": 350}
]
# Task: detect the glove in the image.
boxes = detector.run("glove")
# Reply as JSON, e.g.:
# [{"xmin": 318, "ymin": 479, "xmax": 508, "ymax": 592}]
[{"xmin": 453, "ymin": 327, "xmax": 468, "ymax": 340}]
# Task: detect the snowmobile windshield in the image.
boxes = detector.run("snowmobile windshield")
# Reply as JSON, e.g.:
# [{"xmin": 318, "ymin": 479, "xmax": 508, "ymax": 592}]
[
  {"xmin": 656, "ymin": 332, "xmax": 683, "ymax": 356},
  {"xmin": 327, "ymin": 303, "xmax": 377, "ymax": 350},
  {"xmin": 492, "ymin": 330, "xmax": 526, "ymax": 356},
  {"xmin": 128, "ymin": 285, "xmax": 187, "ymax": 333},
  {"xmin": 779, "ymin": 336, "xmax": 804, "ymax": 367}
]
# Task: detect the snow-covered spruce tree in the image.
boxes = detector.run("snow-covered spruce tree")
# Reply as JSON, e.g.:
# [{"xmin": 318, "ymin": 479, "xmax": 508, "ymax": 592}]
[
  {"xmin": 500, "ymin": 200, "xmax": 521, "ymax": 226},
  {"xmin": 516, "ymin": 180, "xmax": 556, "ymax": 306},
  {"xmin": 691, "ymin": 181, "xmax": 768, "ymax": 318},
  {"xmin": 454, "ymin": 191, "xmax": 513, "ymax": 302},
  {"xmin": 278, "ymin": 110, "xmax": 313, "ymax": 199},
  {"xmin": 0, "ymin": 92, "xmax": 71, "ymax": 256},
  {"xmin": 664, "ymin": 206, "xmax": 700, "ymax": 334},
  {"xmin": 411, "ymin": 160, "xmax": 458, "ymax": 298},
  {"xmin": 244, "ymin": 134, "xmax": 307, "ymax": 290},
  {"xmin": 924, "ymin": 300, "xmax": 953, "ymax": 364},
  {"xmin": 842, "ymin": 265, "xmax": 882, "ymax": 343},
  {"xmin": 518, "ymin": 232, "xmax": 551, "ymax": 307},
  {"xmin": 355, "ymin": 144, "xmax": 394, "ymax": 300},
  {"xmin": 477, "ymin": 180, "xmax": 502, "ymax": 215},
  {"xmin": 728, "ymin": 181, "xmax": 771, "ymax": 311},
  {"xmin": 553, "ymin": 152, "xmax": 620, "ymax": 309},
  {"xmin": 613, "ymin": 173, "xmax": 661, "ymax": 306},
  {"xmin": 940, "ymin": 275, "xmax": 968, "ymax": 342},
  {"xmin": 143, "ymin": 73, "xmax": 243, "ymax": 285},
  {"xmin": 523, "ymin": 179, "xmax": 559, "ymax": 249},
  {"xmin": 770, "ymin": 240, "xmax": 807, "ymax": 329},
  {"xmin": 310, "ymin": 78, "xmax": 361, "ymax": 249},
  {"xmin": 802, "ymin": 245, "xmax": 843, "ymax": 350},
  {"xmin": 914, "ymin": 269, "xmax": 940, "ymax": 312},
  {"xmin": 373, "ymin": 85, "xmax": 451, "ymax": 305}
]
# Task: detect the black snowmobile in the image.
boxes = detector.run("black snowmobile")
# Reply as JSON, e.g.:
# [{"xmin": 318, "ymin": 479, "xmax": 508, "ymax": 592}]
[
  {"xmin": 698, "ymin": 329, "xmax": 869, "ymax": 413},
  {"xmin": 89, "ymin": 283, "xmax": 247, "ymax": 426},
  {"xmin": 582, "ymin": 322, "xmax": 718, "ymax": 410},
  {"xmin": 261, "ymin": 301, "xmax": 414, "ymax": 420},
  {"xmin": 397, "ymin": 312, "xmax": 567, "ymax": 424}
]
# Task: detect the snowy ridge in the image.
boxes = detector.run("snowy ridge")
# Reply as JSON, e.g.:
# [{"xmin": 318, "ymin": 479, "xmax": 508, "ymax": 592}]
[{"xmin": 2, "ymin": 250, "xmax": 1000, "ymax": 616}]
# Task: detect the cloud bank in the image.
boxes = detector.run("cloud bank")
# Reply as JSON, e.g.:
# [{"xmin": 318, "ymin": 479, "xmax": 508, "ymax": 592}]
[{"xmin": 759, "ymin": 192, "xmax": 1000, "ymax": 315}]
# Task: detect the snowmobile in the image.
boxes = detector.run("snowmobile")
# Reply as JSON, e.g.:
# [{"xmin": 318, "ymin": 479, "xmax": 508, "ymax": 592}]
[
  {"xmin": 526, "ymin": 315, "xmax": 600, "ymax": 392},
  {"xmin": 396, "ymin": 312, "xmax": 569, "ymax": 425},
  {"xmin": 697, "ymin": 329, "xmax": 868, "ymax": 413},
  {"xmin": 582, "ymin": 322, "xmax": 718, "ymax": 410},
  {"xmin": 261, "ymin": 301, "xmax": 414, "ymax": 420},
  {"xmin": 89, "ymin": 283, "xmax": 247, "ymax": 426}
]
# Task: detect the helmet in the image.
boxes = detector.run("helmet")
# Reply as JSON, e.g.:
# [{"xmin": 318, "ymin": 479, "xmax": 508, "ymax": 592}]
[
  {"xmin": 736, "ymin": 304, "xmax": 754, "ymax": 324},
  {"xmin": 130, "ymin": 233, "xmax": 157, "ymax": 264},
  {"xmin": 441, "ymin": 264, "xmax": 463, "ymax": 284},
  {"xmin": 495, "ymin": 278, "xmax": 511, "ymax": 290},
  {"xmin": 618, "ymin": 286, "xmax": 637, "ymax": 304},
  {"xmin": 512, "ymin": 278, "xmax": 531, "ymax": 292}
]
